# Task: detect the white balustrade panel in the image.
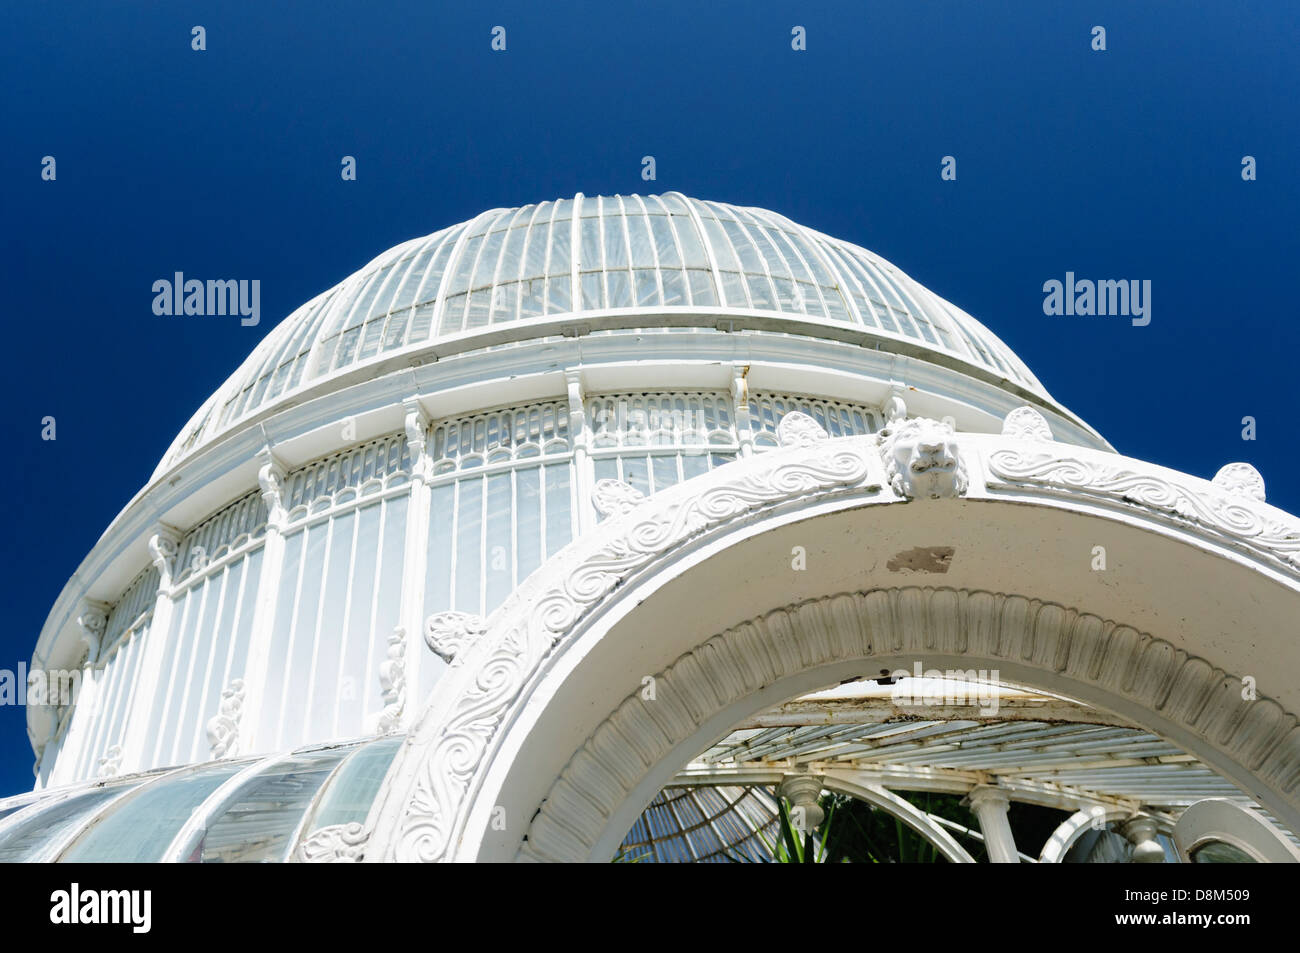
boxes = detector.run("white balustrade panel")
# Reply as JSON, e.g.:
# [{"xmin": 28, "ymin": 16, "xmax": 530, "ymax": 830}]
[
  {"xmin": 747, "ymin": 392, "xmax": 882, "ymax": 450},
  {"xmin": 588, "ymin": 391, "xmax": 739, "ymax": 515}
]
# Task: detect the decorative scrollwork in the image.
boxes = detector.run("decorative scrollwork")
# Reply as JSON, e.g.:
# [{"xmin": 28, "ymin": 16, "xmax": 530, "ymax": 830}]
[
  {"xmin": 987, "ymin": 449, "xmax": 1300, "ymax": 569},
  {"xmin": 776, "ymin": 411, "xmax": 829, "ymax": 448},
  {"xmin": 206, "ymin": 678, "xmax": 245, "ymax": 759},
  {"xmin": 296, "ymin": 822, "xmax": 369, "ymax": 863},
  {"xmin": 425, "ymin": 611, "xmax": 488, "ymax": 663},
  {"xmin": 98, "ymin": 744, "xmax": 123, "ymax": 779},
  {"xmin": 405, "ymin": 405, "xmax": 433, "ymax": 483},
  {"xmin": 147, "ymin": 529, "xmax": 180, "ymax": 589},
  {"xmin": 76, "ymin": 602, "xmax": 110, "ymax": 666},
  {"xmin": 1213, "ymin": 463, "xmax": 1266, "ymax": 503},
  {"xmin": 258, "ymin": 461, "xmax": 286, "ymax": 527},
  {"xmin": 592, "ymin": 479, "xmax": 646, "ymax": 518},
  {"xmin": 376, "ymin": 628, "xmax": 406, "ymax": 733},
  {"xmin": 1002, "ymin": 406, "xmax": 1053, "ymax": 442}
]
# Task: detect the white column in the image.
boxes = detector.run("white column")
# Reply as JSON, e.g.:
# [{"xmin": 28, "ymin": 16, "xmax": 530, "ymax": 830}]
[
  {"xmin": 566, "ymin": 369, "xmax": 595, "ymax": 532},
  {"xmin": 778, "ymin": 774, "xmax": 826, "ymax": 838},
  {"xmin": 731, "ymin": 364, "xmax": 754, "ymax": 457},
  {"xmin": 235, "ymin": 448, "xmax": 288, "ymax": 756},
  {"xmin": 1122, "ymin": 815, "xmax": 1165, "ymax": 863},
  {"xmin": 967, "ymin": 786, "xmax": 1019, "ymax": 863},
  {"xmin": 395, "ymin": 399, "xmax": 432, "ymax": 722},
  {"xmin": 117, "ymin": 524, "xmax": 182, "ymax": 775}
]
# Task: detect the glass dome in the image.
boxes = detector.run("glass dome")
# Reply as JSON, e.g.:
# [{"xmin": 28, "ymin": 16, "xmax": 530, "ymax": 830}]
[{"xmin": 155, "ymin": 193, "xmax": 1046, "ymax": 478}]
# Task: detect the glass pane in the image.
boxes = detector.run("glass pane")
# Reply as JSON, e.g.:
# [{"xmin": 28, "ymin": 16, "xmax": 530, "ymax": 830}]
[
  {"xmin": 301, "ymin": 737, "xmax": 403, "ymax": 834},
  {"xmin": 199, "ymin": 747, "xmax": 356, "ymax": 863},
  {"xmin": 60, "ymin": 762, "xmax": 250, "ymax": 862},
  {"xmin": 581, "ymin": 273, "xmax": 603, "ymax": 311},
  {"xmin": 424, "ymin": 483, "xmax": 454, "ymax": 616},
  {"xmin": 484, "ymin": 471, "xmax": 513, "ymax": 611},
  {"xmin": 661, "ymin": 269, "xmax": 686, "ymax": 306},
  {"xmin": 682, "ymin": 452, "xmax": 709, "ymax": 480},
  {"xmin": 622, "ymin": 456, "xmax": 650, "ymax": 496},
  {"xmin": 0, "ymin": 784, "xmax": 140, "ymax": 862},
  {"xmin": 635, "ymin": 269, "xmax": 660, "ymax": 307},
  {"xmin": 607, "ymin": 270, "xmax": 632, "ymax": 308},
  {"xmin": 1190, "ymin": 841, "xmax": 1257, "ymax": 863},
  {"xmin": 652, "ymin": 455, "xmax": 679, "ymax": 493},
  {"xmin": 544, "ymin": 463, "xmax": 572, "ymax": 557},
  {"xmin": 515, "ymin": 466, "xmax": 542, "ymax": 584},
  {"xmin": 455, "ymin": 478, "xmax": 484, "ymax": 613}
]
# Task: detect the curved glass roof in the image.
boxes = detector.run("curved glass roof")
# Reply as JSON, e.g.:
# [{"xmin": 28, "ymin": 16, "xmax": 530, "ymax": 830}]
[
  {"xmin": 618, "ymin": 785, "xmax": 780, "ymax": 863},
  {"xmin": 0, "ymin": 736, "xmax": 401, "ymax": 863},
  {"xmin": 155, "ymin": 193, "xmax": 1045, "ymax": 477}
]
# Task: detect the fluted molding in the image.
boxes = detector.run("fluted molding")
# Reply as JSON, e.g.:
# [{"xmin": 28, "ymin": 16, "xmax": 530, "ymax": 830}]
[{"xmin": 519, "ymin": 587, "xmax": 1300, "ymax": 862}]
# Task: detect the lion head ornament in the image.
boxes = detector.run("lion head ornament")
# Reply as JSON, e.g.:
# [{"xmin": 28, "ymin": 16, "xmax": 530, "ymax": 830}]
[{"xmin": 880, "ymin": 417, "xmax": 969, "ymax": 500}]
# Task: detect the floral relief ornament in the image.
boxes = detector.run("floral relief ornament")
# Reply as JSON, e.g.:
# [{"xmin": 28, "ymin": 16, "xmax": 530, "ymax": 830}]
[
  {"xmin": 296, "ymin": 822, "xmax": 369, "ymax": 863},
  {"xmin": 1001, "ymin": 406, "xmax": 1053, "ymax": 442},
  {"xmin": 987, "ymin": 449, "xmax": 1300, "ymax": 570},
  {"xmin": 375, "ymin": 627, "xmax": 407, "ymax": 733},
  {"xmin": 206, "ymin": 678, "xmax": 245, "ymax": 759},
  {"xmin": 591, "ymin": 479, "xmax": 647, "ymax": 519},
  {"xmin": 775, "ymin": 411, "xmax": 829, "ymax": 448},
  {"xmin": 1212, "ymin": 463, "xmax": 1266, "ymax": 503},
  {"xmin": 424, "ymin": 611, "xmax": 488, "ymax": 663}
]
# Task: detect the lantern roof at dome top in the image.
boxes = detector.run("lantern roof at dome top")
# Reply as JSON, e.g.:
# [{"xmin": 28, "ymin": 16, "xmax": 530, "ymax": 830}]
[{"xmin": 153, "ymin": 192, "xmax": 1085, "ymax": 482}]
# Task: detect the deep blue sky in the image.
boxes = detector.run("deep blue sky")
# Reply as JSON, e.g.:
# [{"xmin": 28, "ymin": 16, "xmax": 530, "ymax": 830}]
[{"xmin": 2, "ymin": 2, "xmax": 1297, "ymax": 797}]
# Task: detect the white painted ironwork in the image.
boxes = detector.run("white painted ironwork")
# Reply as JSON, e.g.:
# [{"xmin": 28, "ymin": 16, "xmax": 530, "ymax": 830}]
[{"xmin": 22, "ymin": 195, "xmax": 1300, "ymax": 867}]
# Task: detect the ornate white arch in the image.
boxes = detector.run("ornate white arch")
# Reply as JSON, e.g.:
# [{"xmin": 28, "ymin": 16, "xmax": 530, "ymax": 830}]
[
  {"xmin": 515, "ymin": 588, "xmax": 1297, "ymax": 862},
  {"xmin": 365, "ymin": 413, "xmax": 1300, "ymax": 862}
]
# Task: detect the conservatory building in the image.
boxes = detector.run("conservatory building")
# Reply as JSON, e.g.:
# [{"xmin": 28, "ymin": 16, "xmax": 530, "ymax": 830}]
[{"xmin": 7, "ymin": 193, "xmax": 1300, "ymax": 862}]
